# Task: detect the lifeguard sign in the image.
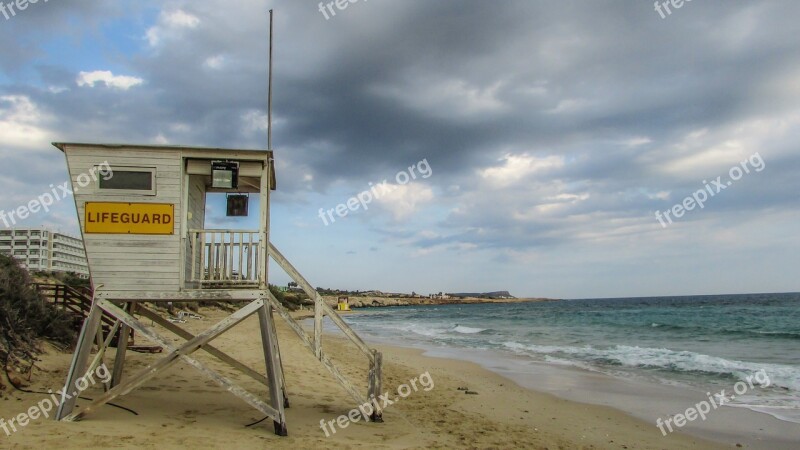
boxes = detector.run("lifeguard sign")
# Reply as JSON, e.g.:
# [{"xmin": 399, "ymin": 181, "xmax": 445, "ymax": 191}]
[
  {"xmin": 51, "ymin": 142, "xmax": 384, "ymax": 437},
  {"xmin": 84, "ymin": 202, "xmax": 175, "ymax": 234}
]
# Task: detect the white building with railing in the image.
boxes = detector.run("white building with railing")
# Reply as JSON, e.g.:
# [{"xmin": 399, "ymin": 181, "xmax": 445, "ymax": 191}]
[{"xmin": 0, "ymin": 227, "xmax": 89, "ymax": 278}]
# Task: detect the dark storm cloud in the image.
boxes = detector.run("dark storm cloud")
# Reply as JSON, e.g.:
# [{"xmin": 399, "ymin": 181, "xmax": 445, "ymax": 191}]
[{"xmin": 2, "ymin": 0, "xmax": 799, "ymax": 254}]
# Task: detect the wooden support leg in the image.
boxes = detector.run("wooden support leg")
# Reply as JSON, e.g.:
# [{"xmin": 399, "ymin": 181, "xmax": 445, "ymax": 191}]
[
  {"xmin": 314, "ymin": 297, "xmax": 323, "ymax": 359},
  {"xmin": 270, "ymin": 306, "xmax": 290, "ymax": 408},
  {"xmin": 111, "ymin": 303, "xmax": 133, "ymax": 388},
  {"xmin": 94, "ymin": 323, "xmax": 104, "ymax": 353},
  {"xmin": 368, "ymin": 349, "xmax": 384, "ymax": 422},
  {"xmin": 55, "ymin": 303, "xmax": 103, "ymax": 420},
  {"xmin": 259, "ymin": 303, "xmax": 287, "ymax": 436}
]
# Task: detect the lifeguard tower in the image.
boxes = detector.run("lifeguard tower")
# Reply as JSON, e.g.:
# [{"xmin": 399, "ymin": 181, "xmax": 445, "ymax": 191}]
[{"xmin": 52, "ymin": 142, "xmax": 383, "ymax": 435}]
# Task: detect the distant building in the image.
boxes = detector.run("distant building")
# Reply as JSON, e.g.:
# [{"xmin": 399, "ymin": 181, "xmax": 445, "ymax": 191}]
[{"xmin": 0, "ymin": 227, "xmax": 89, "ymax": 278}]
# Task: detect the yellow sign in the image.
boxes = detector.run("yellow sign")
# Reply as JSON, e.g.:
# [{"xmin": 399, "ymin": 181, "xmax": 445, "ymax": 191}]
[{"xmin": 85, "ymin": 202, "xmax": 175, "ymax": 235}]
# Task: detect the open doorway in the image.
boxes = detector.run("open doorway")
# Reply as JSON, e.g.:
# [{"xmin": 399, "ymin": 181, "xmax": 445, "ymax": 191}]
[{"xmin": 183, "ymin": 158, "xmax": 269, "ymax": 289}]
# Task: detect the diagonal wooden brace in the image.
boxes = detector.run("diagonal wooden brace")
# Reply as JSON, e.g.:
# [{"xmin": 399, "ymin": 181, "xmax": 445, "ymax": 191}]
[
  {"xmin": 265, "ymin": 292, "xmax": 377, "ymax": 414},
  {"xmin": 136, "ymin": 304, "xmax": 270, "ymax": 387},
  {"xmin": 63, "ymin": 298, "xmax": 281, "ymax": 424}
]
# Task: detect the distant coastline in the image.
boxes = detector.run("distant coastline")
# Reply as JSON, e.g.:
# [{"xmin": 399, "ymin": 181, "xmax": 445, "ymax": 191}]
[{"xmin": 321, "ymin": 295, "xmax": 558, "ymax": 309}]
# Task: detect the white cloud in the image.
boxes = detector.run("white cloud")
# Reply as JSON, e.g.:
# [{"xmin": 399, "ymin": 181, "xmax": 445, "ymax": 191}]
[
  {"xmin": 146, "ymin": 9, "xmax": 201, "ymax": 47},
  {"xmin": 660, "ymin": 112, "xmax": 800, "ymax": 177},
  {"xmin": 480, "ymin": 153, "xmax": 565, "ymax": 188},
  {"xmin": 374, "ymin": 182, "xmax": 434, "ymax": 220},
  {"xmin": 204, "ymin": 55, "xmax": 225, "ymax": 69},
  {"xmin": 0, "ymin": 95, "xmax": 53, "ymax": 150},
  {"xmin": 647, "ymin": 190, "xmax": 671, "ymax": 201},
  {"xmin": 241, "ymin": 109, "xmax": 285, "ymax": 135},
  {"xmin": 76, "ymin": 71, "xmax": 144, "ymax": 90},
  {"xmin": 163, "ymin": 9, "xmax": 201, "ymax": 28},
  {"xmin": 242, "ymin": 110, "xmax": 268, "ymax": 132}
]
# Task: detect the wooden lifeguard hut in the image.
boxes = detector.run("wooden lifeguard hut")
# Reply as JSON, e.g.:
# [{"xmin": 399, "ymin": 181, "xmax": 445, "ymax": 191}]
[{"xmin": 51, "ymin": 142, "xmax": 384, "ymax": 435}]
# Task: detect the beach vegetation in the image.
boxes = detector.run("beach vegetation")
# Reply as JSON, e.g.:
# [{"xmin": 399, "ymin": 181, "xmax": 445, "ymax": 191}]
[{"xmin": 0, "ymin": 254, "xmax": 74, "ymax": 389}]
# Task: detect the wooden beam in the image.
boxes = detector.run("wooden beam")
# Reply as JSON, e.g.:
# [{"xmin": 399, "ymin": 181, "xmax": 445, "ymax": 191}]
[
  {"xmin": 321, "ymin": 302, "xmax": 373, "ymax": 361},
  {"xmin": 89, "ymin": 318, "xmax": 121, "ymax": 392},
  {"xmin": 266, "ymin": 294, "xmax": 315, "ymax": 350},
  {"xmin": 95, "ymin": 289, "xmax": 263, "ymax": 301},
  {"xmin": 368, "ymin": 350, "xmax": 383, "ymax": 421},
  {"xmin": 65, "ymin": 298, "xmax": 264, "ymax": 421},
  {"xmin": 55, "ymin": 303, "xmax": 103, "ymax": 420},
  {"xmin": 121, "ymin": 306, "xmax": 281, "ymax": 423},
  {"xmin": 314, "ymin": 297, "xmax": 323, "ymax": 359},
  {"xmin": 179, "ymin": 352, "xmax": 280, "ymax": 423},
  {"xmin": 136, "ymin": 305, "xmax": 270, "ymax": 387},
  {"xmin": 265, "ymin": 293, "xmax": 368, "ymax": 407},
  {"xmin": 111, "ymin": 303, "xmax": 134, "ymax": 388},
  {"xmin": 268, "ymin": 242, "xmax": 373, "ymax": 362},
  {"xmin": 258, "ymin": 303, "xmax": 287, "ymax": 435}
]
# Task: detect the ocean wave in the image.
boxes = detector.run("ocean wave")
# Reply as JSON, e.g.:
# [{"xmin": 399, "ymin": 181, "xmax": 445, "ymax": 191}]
[
  {"xmin": 453, "ymin": 325, "xmax": 488, "ymax": 334},
  {"xmin": 643, "ymin": 322, "xmax": 800, "ymax": 340},
  {"xmin": 501, "ymin": 342, "xmax": 800, "ymax": 392},
  {"xmin": 368, "ymin": 322, "xmax": 490, "ymax": 338}
]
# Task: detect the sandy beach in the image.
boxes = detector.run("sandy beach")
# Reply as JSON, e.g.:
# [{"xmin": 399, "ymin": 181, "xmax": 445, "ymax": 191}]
[{"xmin": 0, "ymin": 307, "xmax": 738, "ymax": 449}]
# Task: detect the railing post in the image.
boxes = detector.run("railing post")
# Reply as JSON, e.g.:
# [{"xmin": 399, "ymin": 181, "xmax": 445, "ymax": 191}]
[
  {"xmin": 368, "ymin": 349, "xmax": 383, "ymax": 422},
  {"xmin": 199, "ymin": 231, "xmax": 206, "ymax": 281},
  {"xmin": 238, "ymin": 232, "xmax": 244, "ymax": 281},
  {"xmin": 314, "ymin": 297, "xmax": 323, "ymax": 359},
  {"xmin": 190, "ymin": 231, "xmax": 197, "ymax": 282}
]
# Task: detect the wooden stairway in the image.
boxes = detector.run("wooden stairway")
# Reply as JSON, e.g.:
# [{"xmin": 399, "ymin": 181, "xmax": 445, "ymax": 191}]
[{"xmin": 33, "ymin": 283, "xmax": 132, "ymax": 346}]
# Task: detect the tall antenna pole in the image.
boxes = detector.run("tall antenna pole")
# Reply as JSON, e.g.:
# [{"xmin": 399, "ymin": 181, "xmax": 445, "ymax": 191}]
[{"xmin": 268, "ymin": 9, "xmax": 274, "ymax": 150}]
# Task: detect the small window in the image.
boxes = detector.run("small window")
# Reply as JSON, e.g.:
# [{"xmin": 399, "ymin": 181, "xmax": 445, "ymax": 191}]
[{"xmin": 98, "ymin": 167, "xmax": 156, "ymax": 195}]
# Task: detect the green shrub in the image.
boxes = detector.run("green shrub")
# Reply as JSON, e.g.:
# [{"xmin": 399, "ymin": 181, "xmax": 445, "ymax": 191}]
[{"xmin": 0, "ymin": 255, "xmax": 74, "ymax": 365}]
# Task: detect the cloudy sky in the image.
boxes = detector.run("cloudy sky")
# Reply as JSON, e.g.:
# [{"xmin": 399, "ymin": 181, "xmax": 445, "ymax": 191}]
[{"xmin": 1, "ymin": 0, "xmax": 798, "ymax": 298}]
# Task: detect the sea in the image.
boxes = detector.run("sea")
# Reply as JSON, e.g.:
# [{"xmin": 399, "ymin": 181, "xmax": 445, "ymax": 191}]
[{"xmin": 338, "ymin": 293, "xmax": 800, "ymax": 425}]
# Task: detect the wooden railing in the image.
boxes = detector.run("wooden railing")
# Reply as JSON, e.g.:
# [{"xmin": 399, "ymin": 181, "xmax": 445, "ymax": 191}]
[
  {"xmin": 188, "ymin": 230, "xmax": 262, "ymax": 287},
  {"xmin": 267, "ymin": 242, "xmax": 384, "ymax": 421},
  {"xmin": 33, "ymin": 283, "xmax": 131, "ymax": 345}
]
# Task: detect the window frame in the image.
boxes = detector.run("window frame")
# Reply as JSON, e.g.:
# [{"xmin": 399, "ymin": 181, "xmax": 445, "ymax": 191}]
[{"xmin": 96, "ymin": 166, "xmax": 157, "ymax": 196}]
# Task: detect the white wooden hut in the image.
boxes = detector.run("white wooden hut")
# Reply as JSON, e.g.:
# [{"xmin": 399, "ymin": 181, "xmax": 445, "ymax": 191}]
[
  {"xmin": 51, "ymin": 142, "xmax": 383, "ymax": 436},
  {"xmin": 53, "ymin": 143, "xmax": 276, "ymax": 295}
]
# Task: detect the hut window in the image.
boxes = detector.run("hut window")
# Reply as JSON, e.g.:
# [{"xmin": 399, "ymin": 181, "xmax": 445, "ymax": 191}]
[{"xmin": 98, "ymin": 167, "xmax": 156, "ymax": 195}]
